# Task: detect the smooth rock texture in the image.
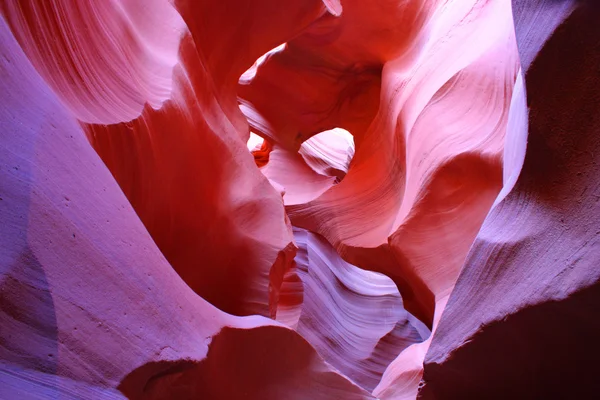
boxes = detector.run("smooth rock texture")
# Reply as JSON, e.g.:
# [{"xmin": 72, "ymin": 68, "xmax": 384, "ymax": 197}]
[
  {"xmin": 419, "ymin": 1, "xmax": 600, "ymax": 398},
  {"xmin": 299, "ymin": 128, "xmax": 355, "ymax": 183},
  {"xmin": 274, "ymin": 0, "xmax": 520, "ymax": 329},
  {"xmin": 2, "ymin": 0, "xmax": 345, "ymax": 318},
  {"xmin": 2, "ymin": 0, "xmax": 599, "ymax": 398},
  {"xmin": 259, "ymin": 129, "xmax": 355, "ymax": 206},
  {"xmin": 0, "ymin": 15, "xmax": 372, "ymax": 400},
  {"xmin": 1, "ymin": 0, "xmax": 186, "ymax": 125},
  {"xmin": 291, "ymin": 228, "xmax": 429, "ymax": 392}
]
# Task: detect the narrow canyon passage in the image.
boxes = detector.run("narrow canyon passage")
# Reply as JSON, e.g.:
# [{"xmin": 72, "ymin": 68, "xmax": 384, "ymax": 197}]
[{"xmin": 1, "ymin": 1, "xmax": 599, "ymax": 399}]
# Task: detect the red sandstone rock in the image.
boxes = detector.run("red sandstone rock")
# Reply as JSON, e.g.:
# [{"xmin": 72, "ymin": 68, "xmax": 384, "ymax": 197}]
[
  {"xmin": 2, "ymin": 0, "xmax": 599, "ymax": 398},
  {"xmin": 259, "ymin": 129, "xmax": 354, "ymax": 206},
  {"xmin": 1, "ymin": 0, "xmax": 186, "ymax": 125},
  {"xmin": 254, "ymin": 0, "xmax": 520, "ymax": 329},
  {"xmin": 291, "ymin": 227, "xmax": 429, "ymax": 392},
  {"xmin": 1, "ymin": 0, "xmax": 344, "ymax": 317},
  {"xmin": 0, "ymin": 15, "xmax": 372, "ymax": 399},
  {"xmin": 418, "ymin": 1, "xmax": 600, "ymax": 398}
]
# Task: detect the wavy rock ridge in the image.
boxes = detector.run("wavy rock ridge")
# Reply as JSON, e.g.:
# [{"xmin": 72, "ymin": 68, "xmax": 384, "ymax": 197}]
[{"xmin": 1, "ymin": 0, "xmax": 599, "ymax": 399}]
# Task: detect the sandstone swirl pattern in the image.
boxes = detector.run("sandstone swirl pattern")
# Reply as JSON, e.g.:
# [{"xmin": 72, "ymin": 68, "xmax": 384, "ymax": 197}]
[{"xmin": 1, "ymin": 0, "xmax": 598, "ymax": 399}]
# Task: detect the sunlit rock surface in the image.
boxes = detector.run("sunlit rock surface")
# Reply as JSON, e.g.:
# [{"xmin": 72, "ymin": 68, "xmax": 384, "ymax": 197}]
[
  {"xmin": 2, "ymin": 0, "xmax": 343, "ymax": 317},
  {"xmin": 1, "ymin": 0, "xmax": 599, "ymax": 399},
  {"xmin": 419, "ymin": 1, "xmax": 600, "ymax": 398},
  {"xmin": 290, "ymin": 227, "xmax": 429, "ymax": 392},
  {"xmin": 258, "ymin": 129, "xmax": 355, "ymax": 206},
  {"xmin": 0, "ymin": 15, "xmax": 372, "ymax": 400}
]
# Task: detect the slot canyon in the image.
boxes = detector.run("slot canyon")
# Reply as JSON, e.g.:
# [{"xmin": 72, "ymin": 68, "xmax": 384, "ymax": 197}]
[{"xmin": 1, "ymin": 0, "xmax": 599, "ymax": 399}]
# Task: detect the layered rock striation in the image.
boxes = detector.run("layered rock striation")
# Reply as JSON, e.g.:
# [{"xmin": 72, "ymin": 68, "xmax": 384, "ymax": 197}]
[{"xmin": 1, "ymin": 0, "xmax": 598, "ymax": 399}]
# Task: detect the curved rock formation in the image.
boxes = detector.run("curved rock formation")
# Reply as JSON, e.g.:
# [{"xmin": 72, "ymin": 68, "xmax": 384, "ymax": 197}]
[
  {"xmin": 299, "ymin": 128, "xmax": 355, "ymax": 183},
  {"xmin": 259, "ymin": 128, "xmax": 354, "ymax": 206},
  {"xmin": 291, "ymin": 227, "xmax": 429, "ymax": 392},
  {"xmin": 419, "ymin": 1, "xmax": 600, "ymax": 398},
  {"xmin": 2, "ymin": 0, "xmax": 599, "ymax": 398},
  {"xmin": 0, "ymin": 16, "xmax": 371, "ymax": 399},
  {"xmin": 245, "ymin": 0, "xmax": 519, "ymax": 329},
  {"xmin": 0, "ymin": 0, "xmax": 186, "ymax": 125},
  {"xmin": 2, "ymin": 0, "xmax": 345, "ymax": 317}
]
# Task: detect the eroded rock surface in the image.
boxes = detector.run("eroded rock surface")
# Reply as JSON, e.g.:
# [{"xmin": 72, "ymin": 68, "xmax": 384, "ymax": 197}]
[
  {"xmin": 1, "ymin": 0, "xmax": 598, "ymax": 399},
  {"xmin": 242, "ymin": 0, "xmax": 520, "ymax": 329},
  {"xmin": 291, "ymin": 227, "xmax": 429, "ymax": 392},
  {"xmin": 0, "ymin": 14, "xmax": 372, "ymax": 399},
  {"xmin": 419, "ymin": 1, "xmax": 600, "ymax": 398}
]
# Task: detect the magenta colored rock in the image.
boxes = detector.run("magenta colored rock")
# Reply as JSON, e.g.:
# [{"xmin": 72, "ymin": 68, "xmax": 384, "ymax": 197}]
[
  {"xmin": 419, "ymin": 1, "xmax": 600, "ymax": 398},
  {"xmin": 1, "ymin": 0, "xmax": 599, "ymax": 398},
  {"xmin": 0, "ymin": 13, "xmax": 373, "ymax": 400},
  {"xmin": 291, "ymin": 227, "xmax": 429, "ymax": 391}
]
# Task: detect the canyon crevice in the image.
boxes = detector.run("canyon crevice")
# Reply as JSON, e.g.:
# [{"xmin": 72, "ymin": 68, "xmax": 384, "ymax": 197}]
[{"xmin": 1, "ymin": 1, "xmax": 598, "ymax": 399}]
